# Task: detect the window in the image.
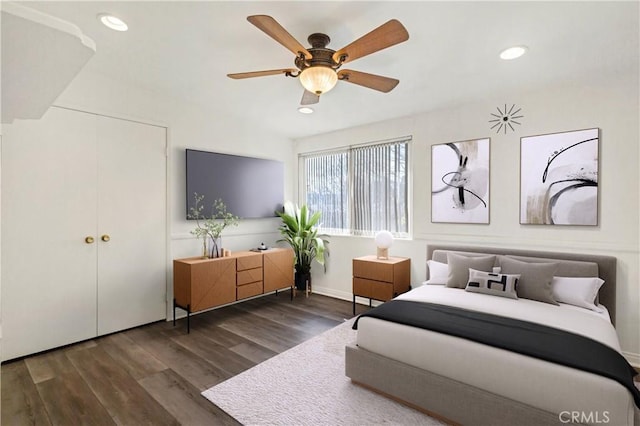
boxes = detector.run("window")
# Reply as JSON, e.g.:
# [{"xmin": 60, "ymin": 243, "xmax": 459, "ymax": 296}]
[
  {"xmin": 304, "ymin": 150, "xmax": 349, "ymax": 233},
  {"xmin": 301, "ymin": 137, "xmax": 410, "ymax": 237}
]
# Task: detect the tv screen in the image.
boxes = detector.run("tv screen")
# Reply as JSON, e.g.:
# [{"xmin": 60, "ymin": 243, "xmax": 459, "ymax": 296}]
[{"xmin": 186, "ymin": 149, "xmax": 284, "ymax": 219}]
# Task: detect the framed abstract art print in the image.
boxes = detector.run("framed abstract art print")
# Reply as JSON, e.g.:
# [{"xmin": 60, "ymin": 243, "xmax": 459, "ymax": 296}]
[
  {"xmin": 520, "ymin": 128, "xmax": 599, "ymax": 225},
  {"xmin": 431, "ymin": 138, "xmax": 490, "ymax": 224}
]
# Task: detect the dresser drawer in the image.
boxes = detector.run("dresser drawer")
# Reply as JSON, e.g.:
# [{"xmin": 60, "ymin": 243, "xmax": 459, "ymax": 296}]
[
  {"xmin": 237, "ymin": 253, "xmax": 263, "ymax": 271},
  {"xmin": 237, "ymin": 267, "xmax": 263, "ymax": 285},
  {"xmin": 353, "ymin": 277, "xmax": 394, "ymax": 301},
  {"xmin": 237, "ymin": 281, "xmax": 263, "ymax": 300}
]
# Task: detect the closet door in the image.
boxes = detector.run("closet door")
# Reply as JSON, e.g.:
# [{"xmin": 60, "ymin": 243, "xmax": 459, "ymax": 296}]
[
  {"xmin": 96, "ymin": 116, "xmax": 167, "ymax": 334},
  {"xmin": 1, "ymin": 107, "xmax": 98, "ymax": 360}
]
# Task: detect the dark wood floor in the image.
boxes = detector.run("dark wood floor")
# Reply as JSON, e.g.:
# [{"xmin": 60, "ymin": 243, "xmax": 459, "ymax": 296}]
[{"xmin": 2, "ymin": 291, "xmax": 357, "ymax": 425}]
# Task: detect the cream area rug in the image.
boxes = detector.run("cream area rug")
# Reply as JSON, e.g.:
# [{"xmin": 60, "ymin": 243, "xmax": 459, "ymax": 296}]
[{"xmin": 202, "ymin": 319, "xmax": 443, "ymax": 426}]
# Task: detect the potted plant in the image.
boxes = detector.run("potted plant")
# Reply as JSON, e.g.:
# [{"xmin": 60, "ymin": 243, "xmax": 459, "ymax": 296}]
[
  {"xmin": 277, "ymin": 201, "xmax": 329, "ymax": 290},
  {"xmin": 188, "ymin": 193, "xmax": 239, "ymax": 258}
]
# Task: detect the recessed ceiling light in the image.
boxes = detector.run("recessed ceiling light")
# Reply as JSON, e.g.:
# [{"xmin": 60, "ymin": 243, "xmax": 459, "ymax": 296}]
[
  {"xmin": 298, "ymin": 107, "xmax": 314, "ymax": 114},
  {"xmin": 97, "ymin": 13, "xmax": 128, "ymax": 32},
  {"xmin": 500, "ymin": 45, "xmax": 528, "ymax": 60}
]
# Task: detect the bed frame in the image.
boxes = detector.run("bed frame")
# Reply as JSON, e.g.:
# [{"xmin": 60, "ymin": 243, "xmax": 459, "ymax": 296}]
[{"xmin": 346, "ymin": 244, "xmax": 625, "ymax": 426}]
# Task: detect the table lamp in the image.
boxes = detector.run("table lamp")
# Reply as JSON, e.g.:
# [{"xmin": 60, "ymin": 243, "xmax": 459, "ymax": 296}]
[{"xmin": 375, "ymin": 230, "xmax": 394, "ymax": 260}]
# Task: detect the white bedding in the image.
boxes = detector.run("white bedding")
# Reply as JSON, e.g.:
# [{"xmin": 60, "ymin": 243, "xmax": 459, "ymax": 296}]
[{"xmin": 356, "ymin": 285, "xmax": 636, "ymax": 426}]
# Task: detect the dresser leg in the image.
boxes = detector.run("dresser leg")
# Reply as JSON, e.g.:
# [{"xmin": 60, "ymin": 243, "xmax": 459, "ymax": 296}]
[
  {"xmin": 173, "ymin": 298, "xmax": 176, "ymax": 326},
  {"xmin": 353, "ymin": 294, "xmax": 356, "ymax": 315}
]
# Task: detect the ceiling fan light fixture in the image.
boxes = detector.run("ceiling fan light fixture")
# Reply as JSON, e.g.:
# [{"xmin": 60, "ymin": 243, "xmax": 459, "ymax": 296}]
[{"xmin": 299, "ymin": 66, "xmax": 338, "ymax": 95}]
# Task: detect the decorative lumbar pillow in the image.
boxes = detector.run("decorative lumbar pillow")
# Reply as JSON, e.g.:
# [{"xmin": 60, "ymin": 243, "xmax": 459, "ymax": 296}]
[
  {"xmin": 465, "ymin": 268, "xmax": 520, "ymax": 299},
  {"xmin": 426, "ymin": 260, "xmax": 449, "ymax": 285},
  {"xmin": 552, "ymin": 276, "xmax": 605, "ymax": 312},
  {"xmin": 499, "ymin": 257, "xmax": 559, "ymax": 305},
  {"xmin": 446, "ymin": 253, "xmax": 496, "ymax": 289}
]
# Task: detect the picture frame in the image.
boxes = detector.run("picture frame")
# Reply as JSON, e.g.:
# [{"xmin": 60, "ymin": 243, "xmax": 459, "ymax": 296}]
[
  {"xmin": 520, "ymin": 128, "xmax": 599, "ymax": 225},
  {"xmin": 431, "ymin": 138, "xmax": 490, "ymax": 224}
]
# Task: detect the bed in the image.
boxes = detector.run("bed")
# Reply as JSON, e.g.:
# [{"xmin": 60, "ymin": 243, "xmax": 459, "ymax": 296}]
[{"xmin": 345, "ymin": 245, "xmax": 639, "ymax": 426}]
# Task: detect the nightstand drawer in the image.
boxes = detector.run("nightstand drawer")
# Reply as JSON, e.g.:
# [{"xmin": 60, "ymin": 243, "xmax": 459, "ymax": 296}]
[
  {"xmin": 353, "ymin": 277, "xmax": 394, "ymax": 301},
  {"xmin": 353, "ymin": 259, "xmax": 394, "ymax": 282}
]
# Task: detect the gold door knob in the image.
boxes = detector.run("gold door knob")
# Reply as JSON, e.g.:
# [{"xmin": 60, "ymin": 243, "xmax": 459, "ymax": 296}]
[
  {"xmin": 85, "ymin": 236, "xmax": 95, "ymax": 244},
  {"xmin": 101, "ymin": 234, "xmax": 111, "ymax": 242}
]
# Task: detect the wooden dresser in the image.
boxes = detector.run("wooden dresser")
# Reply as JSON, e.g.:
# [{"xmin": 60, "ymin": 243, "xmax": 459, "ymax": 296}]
[
  {"xmin": 352, "ymin": 255, "xmax": 411, "ymax": 314},
  {"xmin": 173, "ymin": 248, "xmax": 293, "ymax": 331}
]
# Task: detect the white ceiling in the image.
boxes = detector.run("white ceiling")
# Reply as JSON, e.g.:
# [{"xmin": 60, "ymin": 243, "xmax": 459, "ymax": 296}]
[{"xmin": 21, "ymin": 1, "xmax": 640, "ymax": 139}]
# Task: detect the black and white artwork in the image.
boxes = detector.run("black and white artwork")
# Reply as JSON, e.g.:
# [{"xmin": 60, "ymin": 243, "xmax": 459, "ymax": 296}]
[
  {"xmin": 431, "ymin": 138, "xmax": 490, "ymax": 224},
  {"xmin": 520, "ymin": 128, "xmax": 599, "ymax": 225}
]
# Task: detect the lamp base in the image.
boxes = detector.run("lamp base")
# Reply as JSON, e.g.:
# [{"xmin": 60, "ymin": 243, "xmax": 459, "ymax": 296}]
[{"xmin": 377, "ymin": 247, "xmax": 389, "ymax": 260}]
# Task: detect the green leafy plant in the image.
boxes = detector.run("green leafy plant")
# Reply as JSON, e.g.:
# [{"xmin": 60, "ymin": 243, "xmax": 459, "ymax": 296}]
[
  {"xmin": 277, "ymin": 201, "xmax": 329, "ymax": 276},
  {"xmin": 188, "ymin": 193, "xmax": 239, "ymax": 257}
]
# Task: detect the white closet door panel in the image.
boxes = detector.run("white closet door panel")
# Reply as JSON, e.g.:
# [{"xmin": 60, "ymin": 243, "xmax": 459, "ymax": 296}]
[
  {"xmin": 96, "ymin": 116, "xmax": 166, "ymax": 335},
  {"xmin": 1, "ymin": 107, "xmax": 98, "ymax": 361}
]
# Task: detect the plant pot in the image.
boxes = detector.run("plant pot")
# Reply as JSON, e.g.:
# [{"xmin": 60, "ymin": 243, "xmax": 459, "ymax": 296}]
[{"xmin": 294, "ymin": 272, "xmax": 311, "ymax": 291}]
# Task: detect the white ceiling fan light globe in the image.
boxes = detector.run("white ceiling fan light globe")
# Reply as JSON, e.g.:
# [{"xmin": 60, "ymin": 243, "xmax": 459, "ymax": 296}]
[
  {"xmin": 299, "ymin": 66, "xmax": 338, "ymax": 95},
  {"xmin": 374, "ymin": 230, "xmax": 394, "ymax": 249}
]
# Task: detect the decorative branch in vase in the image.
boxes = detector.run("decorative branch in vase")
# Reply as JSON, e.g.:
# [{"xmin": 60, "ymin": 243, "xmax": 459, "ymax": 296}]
[{"xmin": 188, "ymin": 193, "xmax": 239, "ymax": 258}]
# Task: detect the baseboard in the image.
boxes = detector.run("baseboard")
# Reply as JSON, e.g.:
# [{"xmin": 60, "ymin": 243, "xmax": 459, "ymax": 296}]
[
  {"xmin": 312, "ymin": 286, "xmax": 384, "ymax": 309},
  {"xmin": 310, "ymin": 286, "xmax": 351, "ymax": 302}
]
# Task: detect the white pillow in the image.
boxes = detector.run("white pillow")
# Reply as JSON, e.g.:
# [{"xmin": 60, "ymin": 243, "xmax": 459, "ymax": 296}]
[
  {"xmin": 465, "ymin": 268, "xmax": 520, "ymax": 299},
  {"xmin": 426, "ymin": 260, "xmax": 448, "ymax": 285},
  {"xmin": 552, "ymin": 276, "xmax": 604, "ymax": 312}
]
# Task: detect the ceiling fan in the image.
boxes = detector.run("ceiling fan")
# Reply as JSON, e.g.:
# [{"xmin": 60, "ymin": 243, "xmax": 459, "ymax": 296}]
[{"xmin": 227, "ymin": 15, "xmax": 409, "ymax": 105}]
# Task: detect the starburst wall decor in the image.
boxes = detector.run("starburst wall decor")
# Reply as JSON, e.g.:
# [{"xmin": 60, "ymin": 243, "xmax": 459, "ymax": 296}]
[{"xmin": 489, "ymin": 104, "xmax": 523, "ymax": 134}]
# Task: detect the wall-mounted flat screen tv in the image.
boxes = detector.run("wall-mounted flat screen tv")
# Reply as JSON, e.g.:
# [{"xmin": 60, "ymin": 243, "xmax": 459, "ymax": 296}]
[{"xmin": 186, "ymin": 149, "xmax": 284, "ymax": 219}]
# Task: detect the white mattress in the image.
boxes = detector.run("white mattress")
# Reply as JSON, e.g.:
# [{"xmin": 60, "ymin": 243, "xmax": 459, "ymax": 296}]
[{"xmin": 356, "ymin": 285, "xmax": 636, "ymax": 426}]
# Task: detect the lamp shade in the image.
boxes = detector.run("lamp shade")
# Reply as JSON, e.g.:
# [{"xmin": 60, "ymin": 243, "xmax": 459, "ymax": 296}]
[
  {"xmin": 299, "ymin": 66, "xmax": 338, "ymax": 95},
  {"xmin": 375, "ymin": 230, "xmax": 394, "ymax": 249}
]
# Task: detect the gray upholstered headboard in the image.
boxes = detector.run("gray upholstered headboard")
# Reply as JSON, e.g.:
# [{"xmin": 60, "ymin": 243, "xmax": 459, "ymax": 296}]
[{"xmin": 426, "ymin": 245, "xmax": 617, "ymax": 325}]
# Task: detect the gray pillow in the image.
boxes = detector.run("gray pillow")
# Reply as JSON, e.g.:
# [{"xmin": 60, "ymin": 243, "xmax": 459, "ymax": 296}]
[
  {"xmin": 446, "ymin": 253, "xmax": 496, "ymax": 288},
  {"xmin": 499, "ymin": 257, "xmax": 559, "ymax": 305}
]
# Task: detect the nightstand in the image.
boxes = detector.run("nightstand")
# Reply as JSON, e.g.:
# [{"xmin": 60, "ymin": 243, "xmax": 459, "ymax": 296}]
[{"xmin": 352, "ymin": 255, "xmax": 411, "ymax": 315}]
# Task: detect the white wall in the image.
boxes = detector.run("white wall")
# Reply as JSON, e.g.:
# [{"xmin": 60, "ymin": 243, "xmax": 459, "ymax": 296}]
[
  {"xmin": 294, "ymin": 77, "xmax": 640, "ymax": 364},
  {"xmin": 53, "ymin": 70, "xmax": 295, "ymax": 318}
]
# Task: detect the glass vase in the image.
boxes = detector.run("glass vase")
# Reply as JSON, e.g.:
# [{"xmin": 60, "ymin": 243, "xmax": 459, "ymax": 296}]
[
  {"xmin": 202, "ymin": 238, "xmax": 208, "ymax": 259},
  {"xmin": 210, "ymin": 236, "xmax": 222, "ymax": 258}
]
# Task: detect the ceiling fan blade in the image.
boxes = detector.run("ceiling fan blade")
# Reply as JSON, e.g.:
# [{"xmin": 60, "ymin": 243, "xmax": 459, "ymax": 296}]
[
  {"xmin": 227, "ymin": 69, "xmax": 298, "ymax": 79},
  {"xmin": 247, "ymin": 15, "xmax": 312, "ymax": 60},
  {"xmin": 332, "ymin": 19, "xmax": 409, "ymax": 65},
  {"xmin": 301, "ymin": 90, "xmax": 320, "ymax": 105},
  {"xmin": 337, "ymin": 69, "xmax": 399, "ymax": 93}
]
